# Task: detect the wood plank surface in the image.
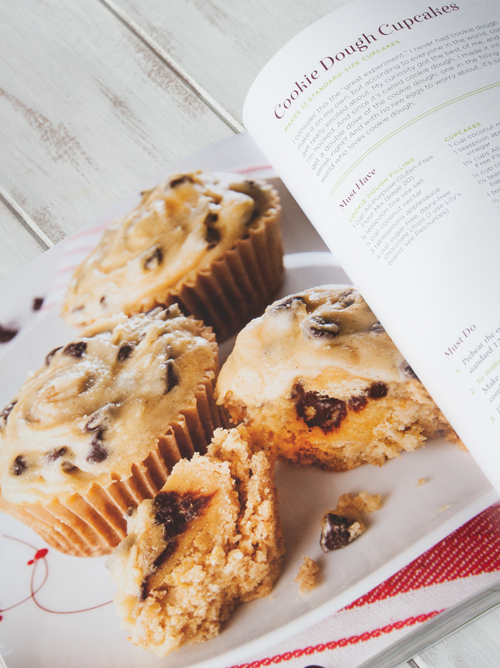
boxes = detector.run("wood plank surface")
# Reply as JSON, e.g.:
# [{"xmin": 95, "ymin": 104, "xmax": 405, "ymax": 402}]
[
  {"xmin": 0, "ymin": 0, "xmax": 233, "ymax": 248},
  {"xmin": 106, "ymin": 0, "xmax": 354, "ymax": 126},
  {"xmin": 0, "ymin": 200, "xmax": 46, "ymax": 280}
]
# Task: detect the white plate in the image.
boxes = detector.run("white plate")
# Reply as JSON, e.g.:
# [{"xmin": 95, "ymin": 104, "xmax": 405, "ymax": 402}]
[{"xmin": 0, "ymin": 135, "xmax": 497, "ymax": 668}]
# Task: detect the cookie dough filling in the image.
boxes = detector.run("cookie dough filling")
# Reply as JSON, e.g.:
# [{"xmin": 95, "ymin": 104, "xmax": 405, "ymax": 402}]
[
  {"xmin": 217, "ymin": 285, "xmax": 462, "ymax": 470},
  {"xmin": 107, "ymin": 427, "xmax": 284, "ymax": 657},
  {"xmin": 62, "ymin": 171, "xmax": 280, "ymax": 328},
  {"xmin": 0, "ymin": 306, "xmax": 217, "ymax": 505}
]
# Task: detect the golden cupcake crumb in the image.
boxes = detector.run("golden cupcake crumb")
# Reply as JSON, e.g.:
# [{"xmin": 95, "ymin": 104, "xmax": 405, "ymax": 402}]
[
  {"xmin": 295, "ymin": 556, "xmax": 320, "ymax": 594},
  {"xmin": 320, "ymin": 492, "xmax": 382, "ymax": 552},
  {"xmin": 337, "ymin": 491, "xmax": 383, "ymax": 515}
]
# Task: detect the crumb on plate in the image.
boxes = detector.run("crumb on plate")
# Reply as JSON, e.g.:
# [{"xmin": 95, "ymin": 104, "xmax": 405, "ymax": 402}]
[
  {"xmin": 320, "ymin": 492, "xmax": 382, "ymax": 552},
  {"xmin": 435, "ymin": 503, "xmax": 452, "ymax": 516},
  {"xmin": 295, "ymin": 556, "xmax": 320, "ymax": 594}
]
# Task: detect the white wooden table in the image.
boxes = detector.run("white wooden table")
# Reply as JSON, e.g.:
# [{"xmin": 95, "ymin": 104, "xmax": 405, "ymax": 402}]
[{"xmin": 1, "ymin": 1, "xmax": 499, "ymax": 666}]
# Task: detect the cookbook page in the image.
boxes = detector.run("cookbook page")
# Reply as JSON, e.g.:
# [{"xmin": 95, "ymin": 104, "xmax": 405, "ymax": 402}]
[{"xmin": 243, "ymin": 0, "xmax": 500, "ymax": 492}]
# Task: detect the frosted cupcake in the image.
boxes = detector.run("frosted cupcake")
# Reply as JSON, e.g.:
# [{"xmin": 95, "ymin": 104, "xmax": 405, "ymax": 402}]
[
  {"xmin": 0, "ymin": 306, "xmax": 225, "ymax": 557},
  {"xmin": 217, "ymin": 285, "xmax": 462, "ymax": 471},
  {"xmin": 62, "ymin": 171, "xmax": 283, "ymax": 340},
  {"xmin": 107, "ymin": 426, "xmax": 284, "ymax": 657}
]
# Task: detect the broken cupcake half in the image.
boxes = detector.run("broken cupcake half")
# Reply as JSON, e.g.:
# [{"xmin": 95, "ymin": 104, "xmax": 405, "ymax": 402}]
[
  {"xmin": 107, "ymin": 426, "xmax": 284, "ymax": 657},
  {"xmin": 217, "ymin": 285, "xmax": 463, "ymax": 471}
]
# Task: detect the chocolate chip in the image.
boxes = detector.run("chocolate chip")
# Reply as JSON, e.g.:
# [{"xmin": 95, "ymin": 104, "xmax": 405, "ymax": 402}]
[
  {"xmin": 61, "ymin": 461, "xmax": 78, "ymax": 473},
  {"xmin": 368, "ymin": 381, "xmax": 388, "ymax": 399},
  {"xmin": 45, "ymin": 347, "xmax": 63, "ymax": 365},
  {"xmin": 138, "ymin": 491, "xmax": 213, "ymax": 599},
  {"xmin": 204, "ymin": 211, "xmax": 221, "ymax": 248},
  {"xmin": 306, "ymin": 316, "xmax": 340, "ymax": 339},
  {"xmin": 12, "ymin": 455, "xmax": 27, "ymax": 476},
  {"xmin": 140, "ymin": 539, "xmax": 180, "ymax": 601},
  {"xmin": 86, "ymin": 437, "xmax": 108, "ymax": 463},
  {"xmin": 340, "ymin": 296, "xmax": 356, "ymax": 308},
  {"xmin": 169, "ymin": 175, "xmax": 194, "ymax": 188},
  {"xmin": 152, "ymin": 539, "xmax": 179, "ymax": 571},
  {"xmin": 32, "ymin": 297, "xmax": 44, "ymax": 311},
  {"xmin": 155, "ymin": 305, "xmax": 181, "ymax": 321},
  {"xmin": 320, "ymin": 513, "xmax": 359, "ymax": 552},
  {"xmin": 63, "ymin": 341, "xmax": 87, "ymax": 358},
  {"xmin": 292, "ymin": 383, "xmax": 347, "ymax": 431},
  {"xmin": 164, "ymin": 359, "xmax": 179, "ymax": 394},
  {"xmin": 144, "ymin": 247, "xmax": 163, "ymax": 270},
  {"xmin": 270, "ymin": 296, "xmax": 305, "ymax": 314},
  {"xmin": 100, "ymin": 296, "xmax": 106, "ymax": 305},
  {"xmin": 349, "ymin": 395, "xmax": 368, "ymax": 412},
  {"xmin": 205, "ymin": 225, "xmax": 220, "ymax": 246},
  {"xmin": 117, "ymin": 343, "xmax": 134, "ymax": 362},
  {"xmin": 338, "ymin": 289, "xmax": 357, "ymax": 307},
  {"xmin": 47, "ymin": 447, "xmax": 68, "ymax": 462},
  {"xmin": 400, "ymin": 362, "xmax": 418, "ymax": 380},
  {"xmin": 84, "ymin": 404, "xmax": 118, "ymax": 434},
  {"xmin": 0, "ymin": 401, "xmax": 17, "ymax": 424},
  {"xmin": 154, "ymin": 491, "xmax": 213, "ymax": 540},
  {"xmin": 140, "ymin": 580, "xmax": 150, "ymax": 603},
  {"xmin": 0, "ymin": 325, "xmax": 18, "ymax": 343},
  {"xmin": 369, "ymin": 322, "xmax": 385, "ymax": 333},
  {"xmin": 85, "ymin": 414, "xmax": 104, "ymax": 435}
]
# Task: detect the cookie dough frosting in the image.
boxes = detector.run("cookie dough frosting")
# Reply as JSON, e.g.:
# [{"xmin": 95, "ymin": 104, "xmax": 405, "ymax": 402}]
[
  {"xmin": 0, "ymin": 305, "xmax": 218, "ymax": 506},
  {"xmin": 107, "ymin": 427, "xmax": 284, "ymax": 657},
  {"xmin": 217, "ymin": 285, "xmax": 461, "ymax": 470},
  {"xmin": 62, "ymin": 171, "xmax": 283, "ymax": 339}
]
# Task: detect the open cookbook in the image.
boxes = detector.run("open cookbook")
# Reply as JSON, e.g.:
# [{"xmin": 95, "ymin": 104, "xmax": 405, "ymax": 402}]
[{"xmin": 0, "ymin": 0, "xmax": 499, "ymax": 667}]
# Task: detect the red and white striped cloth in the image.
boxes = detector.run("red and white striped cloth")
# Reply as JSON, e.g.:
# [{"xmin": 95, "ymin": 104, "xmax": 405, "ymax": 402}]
[{"xmin": 229, "ymin": 504, "xmax": 500, "ymax": 668}]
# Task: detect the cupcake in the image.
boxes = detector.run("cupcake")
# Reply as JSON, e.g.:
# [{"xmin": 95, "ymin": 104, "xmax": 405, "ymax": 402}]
[
  {"xmin": 0, "ymin": 305, "xmax": 225, "ymax": 557},
  {"xmin": 217, "ymin": 285, "xmax": 462, "ymax": 471},
  {"xmin": 62, "ymin": 171, "xmax": 284, "ymax": 341},
  {"xmin": 107, "ymin": 426, "xmax": 284, "ymax": 657}
]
